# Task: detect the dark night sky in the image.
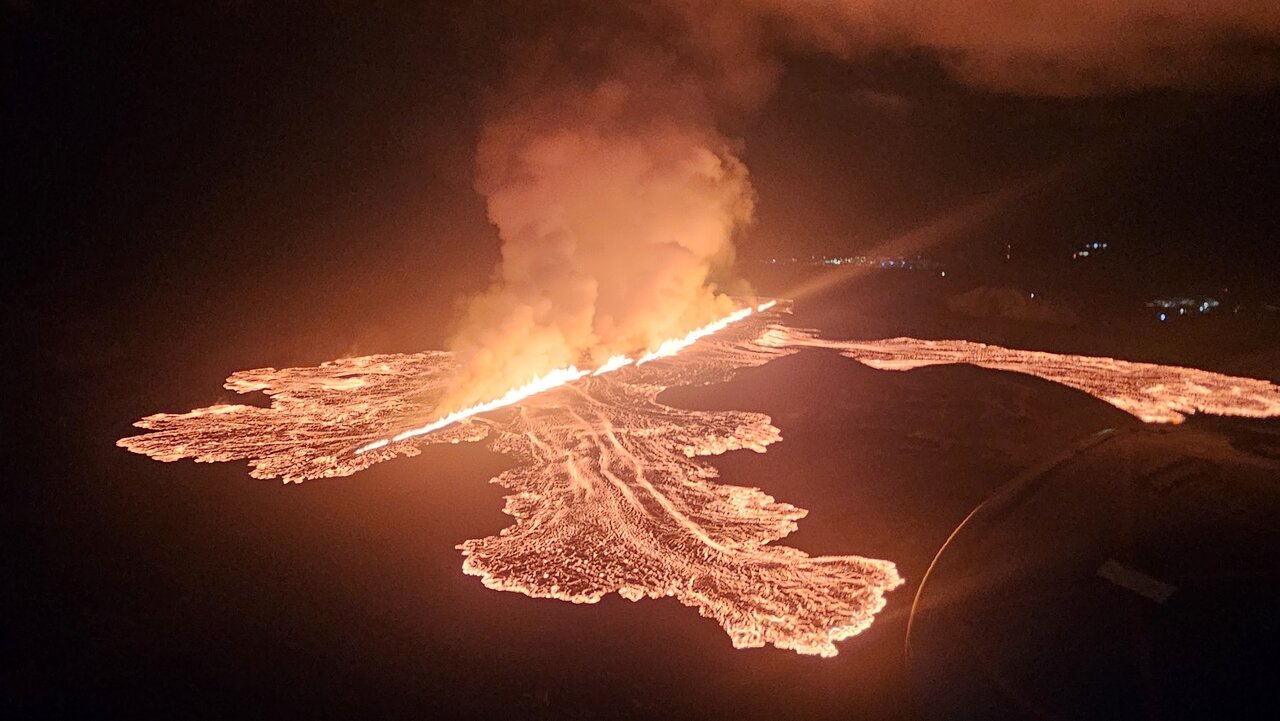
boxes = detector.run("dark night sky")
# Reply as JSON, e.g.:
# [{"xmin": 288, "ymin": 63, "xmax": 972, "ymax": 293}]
[
  {"xmin": 7, "ymin": 3, "xmax": 1279, "ymax": 362},
  {"xmin": 8, "ymin": 4, "xmax": 497, "ymax": 359},
  {"xmin": 4, "ymin": 4, "xmax": 1280, "ymax": 719}
]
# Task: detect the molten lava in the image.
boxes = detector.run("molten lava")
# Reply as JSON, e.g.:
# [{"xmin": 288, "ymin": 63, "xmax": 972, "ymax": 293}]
[
  {"xmin": 358, "ymin": 301, "xmax": 778, "ymax": 455},
  {"xmin": 118, "ymin": 303, "xmax": 1280, "ymax": 657},
  {"xmin": 762, "ymin": 327, "xmax": 1280, "ymax": 424}
]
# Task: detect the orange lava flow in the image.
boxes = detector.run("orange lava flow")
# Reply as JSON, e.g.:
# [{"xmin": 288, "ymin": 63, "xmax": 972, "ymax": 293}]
[
  {"xmin": 356, "ymin": 300, "xmax": 777, "ymax": 455},
  {"xmin": 118, "ymin": 300, "xmax": 903, "ymax": 656},
  {"xmin": 760, "ymin": 326, "xmax": 1280, "ymax": 423},
  {"xmin": 118, "ymin": 307, "xmax": 1279, "ymax": 657}
]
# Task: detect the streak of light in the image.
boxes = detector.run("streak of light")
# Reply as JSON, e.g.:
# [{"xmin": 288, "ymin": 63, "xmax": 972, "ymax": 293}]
[
  {"xmin": 374, "ymin": 365, "xmax": 590, "ymax": 450},
  {"xmin": 779, "ymin": 155, "xmax": 1094, "ymax": 303},
  {"xmin": 635, "ymin": 305, "xmax": 755, "ymax": 365},
  {"xmin": 592, "ymin": 354, "xmax": 633, "ymax": 375},
  {"xmin": 357, "ymin": 301, "xmax": 775, "ymax": 454}
]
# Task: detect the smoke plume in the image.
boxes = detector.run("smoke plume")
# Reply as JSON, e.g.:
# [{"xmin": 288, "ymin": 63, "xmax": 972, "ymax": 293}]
[
  {"xmin": 443, "ymin": 0, "xmax": 1280, "ymax": 411},
  {"xmin": 442, "ymin": 4, "xmax": 771, "ymax": 410}
]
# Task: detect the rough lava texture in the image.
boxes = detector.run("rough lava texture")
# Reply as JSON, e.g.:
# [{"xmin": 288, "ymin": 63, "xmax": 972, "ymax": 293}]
[
  {"xmin": 761, "ymin": 326, "xmax": 1280, "ymax": 424},
  {"xmin": 120, "ymin": 309, "xmax": 902, "ymax": 656},
  {"xmin": 120, "ymin": 314, "xmax": 1280, "ymax": 655}
]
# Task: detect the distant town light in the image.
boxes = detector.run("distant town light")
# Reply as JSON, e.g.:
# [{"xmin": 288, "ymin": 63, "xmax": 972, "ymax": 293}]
[
  {"xmin": 1159, "ymin": 313, "xmax": 1167, "ymax": 321},
  {"xmin": 766, "ymin": 253, "xmax": 945, "ymax": 274},
  {"xmin": 1072, "ymin": 240, "xmax": 1108, "ymax": 259}
]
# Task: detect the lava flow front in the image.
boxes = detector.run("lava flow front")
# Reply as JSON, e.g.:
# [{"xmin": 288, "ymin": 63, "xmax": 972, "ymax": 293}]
[{"xmin": 118, "ymin": 305, "xmax": 1280, "ymax": 656}]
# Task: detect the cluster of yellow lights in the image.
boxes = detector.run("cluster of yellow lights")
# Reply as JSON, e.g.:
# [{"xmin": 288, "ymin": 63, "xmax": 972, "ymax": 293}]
[{"xmin": 355, "ymin": 301, "xmax": 777, "ymax": 455}]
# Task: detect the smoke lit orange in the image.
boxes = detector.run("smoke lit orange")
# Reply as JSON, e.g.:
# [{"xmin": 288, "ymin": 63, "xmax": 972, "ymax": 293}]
[{"xmin": 358, "ymin": 301, "xmax": 777, "ymax": 455}]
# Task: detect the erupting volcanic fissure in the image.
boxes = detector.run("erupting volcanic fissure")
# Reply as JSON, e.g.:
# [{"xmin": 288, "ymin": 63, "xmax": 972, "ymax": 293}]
[
  {"xmin": 119, "ymin": 305, "xmax": 1280, "ymax": 656},
  {"xmin": 357, "ymin": 302, "xmax": 775, "ymax": 455}
]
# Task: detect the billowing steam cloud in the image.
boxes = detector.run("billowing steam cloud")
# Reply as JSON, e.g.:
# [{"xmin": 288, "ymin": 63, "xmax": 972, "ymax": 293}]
[
  {"xmin": 441, "ymin": 5, "xmax": 769, "ymax": 410},
  {"xmin": 443, "ymin": 0, "xmax": 1280, "ymax": 411}
]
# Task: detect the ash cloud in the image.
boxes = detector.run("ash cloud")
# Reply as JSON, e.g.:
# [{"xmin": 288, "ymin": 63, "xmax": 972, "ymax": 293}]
[{"xmin": 443, "ymin": 0, "xmax": 1280, "ymax": 411}]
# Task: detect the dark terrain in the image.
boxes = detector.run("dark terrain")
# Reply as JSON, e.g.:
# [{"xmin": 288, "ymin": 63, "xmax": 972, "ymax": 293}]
[{"xmin": 10, "ymin": 270, "xmax": 1277, "ymax": 719}]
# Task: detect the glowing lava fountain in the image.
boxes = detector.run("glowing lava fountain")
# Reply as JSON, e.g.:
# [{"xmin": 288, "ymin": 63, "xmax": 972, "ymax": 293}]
[{"xmin": 119, "ymin": 304, "xmax": 1280, "ymax": 656}]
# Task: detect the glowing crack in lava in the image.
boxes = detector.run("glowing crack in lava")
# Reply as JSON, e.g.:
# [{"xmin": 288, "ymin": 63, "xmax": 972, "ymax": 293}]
[
  {"xmin": 119, "ymin": 307, "xmax": 1280, "ymax": 656},
  {"xmin": 354, "ymin": 302, "xmax": 769, "ymax": 455}
]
